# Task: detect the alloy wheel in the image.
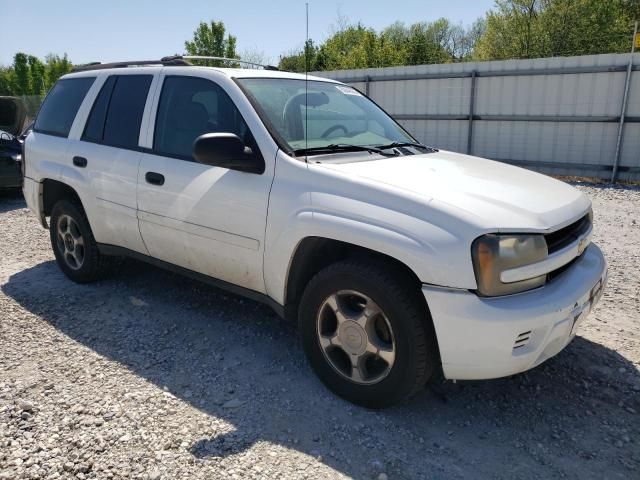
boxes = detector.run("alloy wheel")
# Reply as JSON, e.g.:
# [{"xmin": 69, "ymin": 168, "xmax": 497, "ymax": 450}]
[
  {"xmin": 316, "ymin": 290, "xmax": 396, "ymax": 385},
  {"xmin": 56, "ymin": 214, "xmax": 85, "ymax": 270}
]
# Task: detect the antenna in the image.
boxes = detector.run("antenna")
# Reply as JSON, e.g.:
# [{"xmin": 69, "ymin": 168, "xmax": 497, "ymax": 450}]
[{"xmin": 305, "ymin": 2, "xmax": 309, "ymax": 161}]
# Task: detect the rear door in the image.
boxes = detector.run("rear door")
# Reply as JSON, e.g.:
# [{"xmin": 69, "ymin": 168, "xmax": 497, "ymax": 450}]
[
  {"xmin": 136, "ymin": 72, "xmax": 275, "ymax": 293},
  {"xmin": 28, "ymin": 76, "xmax": 96, "ymax": 184},
  {"xmin": 66, "ymin": 73, "xmax": 156, "ymax": 253}
]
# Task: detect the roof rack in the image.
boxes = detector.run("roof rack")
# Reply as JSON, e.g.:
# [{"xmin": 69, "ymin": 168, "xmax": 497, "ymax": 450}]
[
  {"xmin": 72, "ymin": 57, "xmax": 190, "ymax": 72},
  {"xmin": 72, "ymin": 55, "xmax": 279, "ymax": 72},
  {"xmin": 181, "ymin": 55, "xmax": 279, "ymax": 70}
]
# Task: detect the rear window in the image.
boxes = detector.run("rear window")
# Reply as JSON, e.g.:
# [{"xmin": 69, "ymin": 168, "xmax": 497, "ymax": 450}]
[{"xmin": 34, "ymin": 77, "xmax": 95, "ymax": 137}]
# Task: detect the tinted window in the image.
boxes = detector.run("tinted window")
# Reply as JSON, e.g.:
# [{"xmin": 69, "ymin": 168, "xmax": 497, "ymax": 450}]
[
  {"xmin": 154, "ymin": 76, "xmax": 254, "ymax": 160},
  {"xmin": 102, "ymin": 75, "xmax": 152, "ymax": 149},
  {"xmin": 82, "ymin": 76, "xmax": 116, "ymax": 143},
  {"xmin": 34, "ymin": 77, "xmax": 95, "ymax": 137}
]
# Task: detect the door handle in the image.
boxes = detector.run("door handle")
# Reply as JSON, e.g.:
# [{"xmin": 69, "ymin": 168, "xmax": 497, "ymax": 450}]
[
  {"xmin": 72, "ymin": 156, "xmax": 87, "ymax": 168},
  {"xmin": 145, "ymin": 171, "xmax": 165, "ymax": 186}
]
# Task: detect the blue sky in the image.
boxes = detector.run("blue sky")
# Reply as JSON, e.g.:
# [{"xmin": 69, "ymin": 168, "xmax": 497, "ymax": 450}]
[{"xmin": 0, "ymin": 0, "xmax": 495, "ymax": 66}]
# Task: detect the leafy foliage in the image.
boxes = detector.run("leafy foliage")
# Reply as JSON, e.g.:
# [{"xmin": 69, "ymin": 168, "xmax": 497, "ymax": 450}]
[
  {"xmin": 471, "ymin": 0, "xmax": 639, "ymax": 60},
  {"xmin": 184, "ymin": 20, "xmax": 239, "ymax": 67},
  {"xmin": 279, "ymin": 19, "xmax": 484, "ymax": 72},
  {"xmin": 0, "ymin": 53, "xmax": 73, "ymax": 115},
  {"xmin": 0, "ymin": 53, "xmax": 73, "ymax": 96},
  {"xmin": 1, "ymin": 3, "xmax": 637, "ymax": 100},
  {"xmin": 279, "ymin": 0, "xmax": 638, "ymax": 71}
]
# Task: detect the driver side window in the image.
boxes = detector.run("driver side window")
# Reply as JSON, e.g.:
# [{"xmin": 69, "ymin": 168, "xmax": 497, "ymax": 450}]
[{"xmin": 153, "ymin": 76, "xmax": 254, "ymax": 160}]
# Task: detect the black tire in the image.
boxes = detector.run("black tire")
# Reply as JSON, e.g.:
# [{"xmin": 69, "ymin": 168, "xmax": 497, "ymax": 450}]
[
  {"xmin": 49, "ymin": 199, "xmax": 111, "ymax": 283},
  {"xmin": 299, "ymin": 259, "xmax": 439, "ymax": 408}
]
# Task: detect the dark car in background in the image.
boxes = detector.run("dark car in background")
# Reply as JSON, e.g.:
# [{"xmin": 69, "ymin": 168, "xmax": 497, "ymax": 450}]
[{"xmin": 0, "ymin": 96, "xmax": 27, "ymax": 190}]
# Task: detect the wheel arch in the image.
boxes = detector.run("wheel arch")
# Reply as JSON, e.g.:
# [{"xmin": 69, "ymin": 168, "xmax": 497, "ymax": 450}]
[
  {"xmin": 283, "ymin": 236, "xmax": 427, "ymax": 322},
  {"xmin": 41, "ymin": 179, "xmax": 84, "ymax": 218}
]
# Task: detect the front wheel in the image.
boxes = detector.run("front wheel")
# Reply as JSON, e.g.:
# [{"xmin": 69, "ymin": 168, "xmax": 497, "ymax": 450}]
[{"xmin": 299, "ymin": 260, "xmax": 439, "ymax": 408}]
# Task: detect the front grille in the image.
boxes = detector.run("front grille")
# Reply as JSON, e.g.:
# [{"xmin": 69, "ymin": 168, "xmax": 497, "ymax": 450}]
[{"xmin": 544, "ymin": 212, "xmax": 592, "ymax": 254}]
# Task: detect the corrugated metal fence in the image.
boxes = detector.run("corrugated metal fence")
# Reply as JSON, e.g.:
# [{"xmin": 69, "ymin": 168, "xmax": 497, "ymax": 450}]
[{"xmin": 313, "ymin": 53, "xmax": 640, "ymax": 182}]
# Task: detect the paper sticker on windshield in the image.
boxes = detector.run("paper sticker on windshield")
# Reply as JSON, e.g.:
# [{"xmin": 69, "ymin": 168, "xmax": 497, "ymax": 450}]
[{"xmin": 335, "ymin": 85, "xmax": 362, "ymax": 96}]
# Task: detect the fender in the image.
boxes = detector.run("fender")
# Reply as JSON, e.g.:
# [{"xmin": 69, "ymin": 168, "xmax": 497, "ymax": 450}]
[
  {"xmin": 262, "ymin": 152, "xmax": 479, "ymax": 305},
  {"xmin": 264, "ymin": 206, "xmax": 477, "ymax": 305}
]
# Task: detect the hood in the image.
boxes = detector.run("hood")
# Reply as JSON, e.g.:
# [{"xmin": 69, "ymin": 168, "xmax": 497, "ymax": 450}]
[
  {"xmin": 317, "ymin": 150, "xmax": 590, "ymax": 232},
  {"xmin": 0, "ymin": 97, "xmax": 27, "ymax": 136}
]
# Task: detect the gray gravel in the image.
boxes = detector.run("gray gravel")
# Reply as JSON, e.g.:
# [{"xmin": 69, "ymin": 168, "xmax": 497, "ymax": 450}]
[{"xmin": 0, "ymin": 182, "xmax": 639, "ymax": 480}]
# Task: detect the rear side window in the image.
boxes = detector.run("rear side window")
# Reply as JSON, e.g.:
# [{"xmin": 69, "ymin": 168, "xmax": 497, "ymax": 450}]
[
  {"xmin": 34, "ymin": 77, "xmax": 95, "ymax": 137},
  {"xmin": 82, "ymin": 76, "xmax": 116, "ymax": 143},
  {"xmin": 82, "ymin": 75, "xmax": 152, "ymax": 149}
]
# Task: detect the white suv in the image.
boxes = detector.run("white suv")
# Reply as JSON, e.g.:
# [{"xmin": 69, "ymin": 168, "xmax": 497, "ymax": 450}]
[{"xmin": 22, "ymin": 57, "xmax": 607, "ymax": 408}]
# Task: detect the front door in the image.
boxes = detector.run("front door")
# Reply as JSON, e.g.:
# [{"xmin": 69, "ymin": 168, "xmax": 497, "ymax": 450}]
[{"xmin": 136, "ymin": 73, "xmax": 274, "ymax": 293}]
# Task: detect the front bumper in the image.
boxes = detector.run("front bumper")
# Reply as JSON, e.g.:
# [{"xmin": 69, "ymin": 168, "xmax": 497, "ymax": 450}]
[{"xmin": 423, "ymin": 244, "xmax": 607, "ymax": 380}]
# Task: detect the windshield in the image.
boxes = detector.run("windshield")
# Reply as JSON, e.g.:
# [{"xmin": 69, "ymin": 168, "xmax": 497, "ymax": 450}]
[{"xmin": 237, "ymin": 78, "xmax": 418, "ymax": 154}]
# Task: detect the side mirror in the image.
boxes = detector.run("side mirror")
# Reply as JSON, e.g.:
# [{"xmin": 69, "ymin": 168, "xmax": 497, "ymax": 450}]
[{"xmin": 193, "ymin": 133, "xmax": 264, "ymax": 174}]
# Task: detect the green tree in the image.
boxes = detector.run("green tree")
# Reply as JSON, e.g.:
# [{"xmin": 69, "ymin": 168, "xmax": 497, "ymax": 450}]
[
  {"xmin": 278, "ymin": 40, "xmax": 321, "ymax": 72},
  {"xmin": 474, "ymin": 0, "xmax": 544, "ymax": 59},
  {"xmin": 540, "ymin": 0, "xmax": 638, "ymax": 56},
  {"xmin": 13, "ymin": 53, "xmax": 31, "ymax": 96},
  {"xmin": 278, "ymin": 17, "xmax": 483, "ymax": 72},
  {"xmin": 474, "ymin": 0, "xmax": 639, "ymax": 60},
  {"xmin": 184, "ymin": 20, "xmax": 239, "ymax": 67},
  {"xmin": 44, "ymin": 54, "xmax": 73, "ymax": 89},
  {"xmin": 0, "ymin": 67, "xmax": 17, "ymax": 96},
  {"xmin": 0, "ymin": 53, "xmax": 74, "ymax": 118},
  {"xmin": 448, "ymin": 18, "xmax": 487, "ymax": 60},
  {"xmin": 0, "ymin": 52, "xmax": 72, "ymax": 96},
  {"xmin": 379, "ymin": 22, "xmax": 412, "ymax": 66},
  {"xmin": 318, "ymin": 24, "xmax": 382, "ymax": 69},
  {"xmin": 28, "ymin": 55, "xmax": 46, "ymax": 96},
  {"xmin": 277, "ymin": 1, "xmax": 637, "ymax": 71},
  {"xmin": 404, "ymin": 19, "xmax": 453, "ymax": 65}
]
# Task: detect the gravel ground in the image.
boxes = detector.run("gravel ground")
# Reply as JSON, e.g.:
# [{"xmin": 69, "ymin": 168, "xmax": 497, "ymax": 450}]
[{"xmin": 0, "ymin": 183, "xmax": 639, "ymax": 480}]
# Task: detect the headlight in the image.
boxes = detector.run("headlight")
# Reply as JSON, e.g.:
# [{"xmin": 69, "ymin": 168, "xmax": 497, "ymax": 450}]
[
  {"xmin": 472, "ymin": 234, "xmax": 548, "ymax": 296},
  {"xmin": 10, "ymin": 153, "xmax": 22, "ymax": 162}
]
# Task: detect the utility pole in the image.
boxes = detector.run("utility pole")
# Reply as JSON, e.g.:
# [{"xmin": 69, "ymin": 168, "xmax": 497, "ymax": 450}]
[{"xmin": 611, "ymin": 20, "xmax": 638, "ymax": 183}]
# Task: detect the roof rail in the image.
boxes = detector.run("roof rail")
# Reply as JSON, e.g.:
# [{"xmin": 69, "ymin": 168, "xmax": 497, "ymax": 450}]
[
  {"xmin": 72, "ymin": 57, "xmax": 190, "ymax": 72},
  {"xmin": 72, "ymin": 55, "xmax": 279, "ymax": 72},
  {"xmin": 180, "ymin": 55, "xmax": 279, "ymax": 71}
]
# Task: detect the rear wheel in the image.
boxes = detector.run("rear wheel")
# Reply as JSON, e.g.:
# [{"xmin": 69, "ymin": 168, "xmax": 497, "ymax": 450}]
[
  {"xmin": 299, "ymin": 259, "xmax": 438, "ymax": 408},
  {"xmin": 49, "ymin": 200, "xmax": 110, "ymax": 283}
]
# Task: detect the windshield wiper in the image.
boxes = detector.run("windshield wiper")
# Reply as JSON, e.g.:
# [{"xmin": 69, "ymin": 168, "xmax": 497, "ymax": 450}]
[
  {"xmin": 294, "ymin": 144, "xmax": 393, "ymax": 157},
  {"xmin": 375, "ymin": 142, "xmax": 438, "ymax": 153}
]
